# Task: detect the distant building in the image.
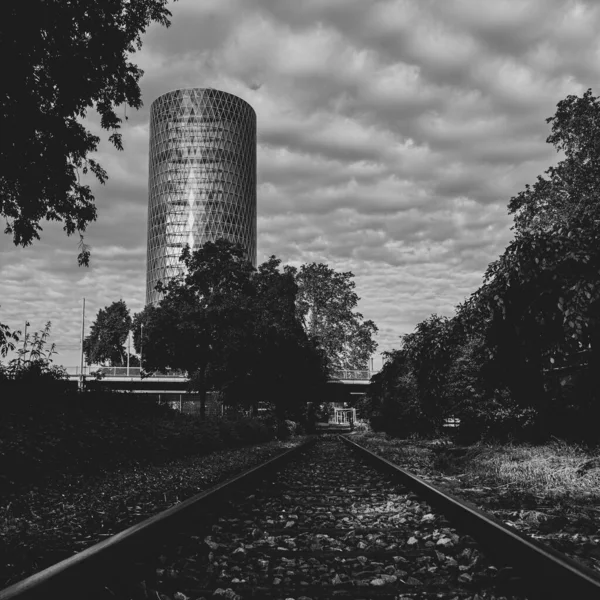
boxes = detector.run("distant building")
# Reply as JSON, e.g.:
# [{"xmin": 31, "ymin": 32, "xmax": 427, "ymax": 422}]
[{"xmin": 145, "ymin": 88, "xmax": 257, "ymax": 305}]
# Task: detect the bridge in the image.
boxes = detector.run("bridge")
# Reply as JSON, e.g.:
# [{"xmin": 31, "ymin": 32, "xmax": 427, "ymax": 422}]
[
  {"xmin": 64, "ymin": 367, "xmax": 376, "ymax": 385},
  {"xmin": 62, "ymin": 367, "xmax": 375, "ymax": 411}
]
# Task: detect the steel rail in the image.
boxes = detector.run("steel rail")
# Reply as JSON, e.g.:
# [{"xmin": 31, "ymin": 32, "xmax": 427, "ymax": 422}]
[
  {"xmin": 341, "ymin": 434, "xmax": 600, "ymax": 600},
  {"xmin": 0, "ymin": 438, "xmax": 316, "ymax": 600}
]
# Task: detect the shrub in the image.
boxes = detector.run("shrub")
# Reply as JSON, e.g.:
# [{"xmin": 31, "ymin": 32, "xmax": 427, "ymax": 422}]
[
  {"xmin": 369, "ymin": 414, "xmax": 387, "ymax": 432},
  {"xmin": 258, "ymin": 415, "xmax": 279, "ymax": 439},
  {"xmin": 457, "ymin": 393, "xmax": 540, "ymax": 444},
  {"xmin": 0, "ymin": 390, "xmax": 285, "ymax": 493},
  {"xmin": 217, "ymin": 418, "xmax": 242, "ymax": 447},
  {"xmin": 234, "ymin": 417, "xmax": 272, "ymax": 444},
  {"xmin": 277, "ymin": 419, "xmax": 297, "ymax": 440},
  {"xmin": 294, "ymin": 420, "xmax": 306, "ymax": 435},
  {"xmin": 354, "ymin": 421, "xmax": 371, "ymax": 433},
  {"xmin": 194, "ymin": 420, "xmax": 225, "ymax": 453}
]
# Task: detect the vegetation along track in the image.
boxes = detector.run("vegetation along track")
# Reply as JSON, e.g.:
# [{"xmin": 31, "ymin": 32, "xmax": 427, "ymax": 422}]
[{"xmin": 3, "ymin": 436, "xmax": 600, "ymax": 600}]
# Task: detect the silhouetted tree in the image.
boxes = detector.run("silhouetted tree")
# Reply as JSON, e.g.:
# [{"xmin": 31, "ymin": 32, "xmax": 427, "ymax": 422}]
[
  {"xmin": 136, "ymin": 240, "xmax": 329, "ymax": 418},
  {"xmin": 1, "ymin": 0, "xmax": 173, "ymax": 265},
  {"xmin": 84, "ymin": 300, "xmax": 132, "ymax": 366},
  {"xmin": 366, "ymin": 89, "xmax": 600, "ymax": 442},
  {"xmin": 294, "ymin": 263, "xmax": 378, "ymax": 370}
]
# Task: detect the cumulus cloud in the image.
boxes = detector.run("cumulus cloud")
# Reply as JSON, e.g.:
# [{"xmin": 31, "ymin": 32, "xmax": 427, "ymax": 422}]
[{"xmin": 2, "ymin": 0, "xmax": 600, "ymax": 366}]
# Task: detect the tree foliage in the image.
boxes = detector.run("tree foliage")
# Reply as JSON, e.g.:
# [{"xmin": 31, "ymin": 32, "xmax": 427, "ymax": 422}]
[
  {"xmin": 84, "ymin": 300, "xmax": 132, "ymax": 366},
  {"xmin": 365, "ymin": 88, "xmax": 600, "ymax": 442},
  {"xmin": 0, "ymin": 317, "xmax": 19, "ymax": 359},
  {"xmin": 294, "ymin": 263, "xmax": 378, "ymax": 370},
  {"xmin": 135, "ymin": 240, "xmax": 329, "ymax": 418},
  {"xmin": 1, "ymin": 0, "xmax": 173, "ymax": 265}
]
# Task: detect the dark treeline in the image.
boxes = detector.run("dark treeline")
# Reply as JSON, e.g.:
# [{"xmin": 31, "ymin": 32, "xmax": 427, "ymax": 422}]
[
  {"xmin": 132, "ymin": 241, "xmax": 378, "ymax": 421},
  {"xmin": 1, "ymin": 241, "xmax": 378, "ymax": 428},
  {"xmin": 363, "ymin": 89, "xmax": 600, "ymax": 444}
]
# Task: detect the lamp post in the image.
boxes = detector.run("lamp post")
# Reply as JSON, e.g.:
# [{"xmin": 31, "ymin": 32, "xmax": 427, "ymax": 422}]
[
  {"xmin": 79, "ymin": 298, "xmax": 85, "ymax": 391},
  {"xmin": 127, "ymin": 330, "xmax": 131, "ymax": 376},
  {"xmin": 140, "ymin": 323, "xmax": 144, "ymax": 372},
  {"xmin": 22, "ymin": 321, "xmax": 30, "ymax": 364}
]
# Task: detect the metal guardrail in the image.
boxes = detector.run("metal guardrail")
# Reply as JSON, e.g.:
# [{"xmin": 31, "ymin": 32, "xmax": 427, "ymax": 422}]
[
  {"xmin": 340, "ymin": 435, "xmax": 600, "ymax": 599},
  {"xmin": 329, "ymin": 369, "xmax": 378, "ymax": 380},
  {"xmin": 64, "ymin": 367, "xmax": 379, "ymax": 381},
  {"xmin": 64, "ymin": 367, "xmax": 185, "ymax": 378}
]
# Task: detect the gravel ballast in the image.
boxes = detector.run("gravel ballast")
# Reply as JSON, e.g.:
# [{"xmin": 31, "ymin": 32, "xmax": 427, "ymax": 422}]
[
  {"xmin": 351, "ymin": 433, "xmax": 600, "ymax": 576},
  {"xmin": 113, "ymin": 437, "xmax": 532, "ymax": 600},
  {"xmin": 0, "ymin": 438, "xmax": 307, "ymax": 589}
]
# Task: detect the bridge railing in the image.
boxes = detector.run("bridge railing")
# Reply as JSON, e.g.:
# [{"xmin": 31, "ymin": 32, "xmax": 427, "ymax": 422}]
[
  {"xmin": 64, "ymin": 367, "xmax": 185, "ymax": 378},
  {"xmin": 64, "ymin": 367, "xmax": 379, "ymax": 380},
  {"xmin": 329, "ymin": 369, "xmax": 378, "ymax": 380}
]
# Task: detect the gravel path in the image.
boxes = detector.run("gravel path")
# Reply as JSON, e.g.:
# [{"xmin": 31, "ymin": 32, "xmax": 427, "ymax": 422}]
[{"xmin": 114, "ymin": 437, "xmax": 531, "ymax": 600}]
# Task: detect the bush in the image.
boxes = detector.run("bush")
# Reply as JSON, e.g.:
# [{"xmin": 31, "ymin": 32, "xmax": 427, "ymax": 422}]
[
  {"xmin": 234, "ymin": 417, "xmax": 272, "ymax": 444},
  {"xmin": 194, "ymin": 420, "xmax": 225, "ymax": 453},
  {"xmin": 294, "ymin": 420, "xmax": 306, "ymax": 435},
  {"xmin": 369, "ymin": 414, "xmax": 387, "ymax": 432},
  {"xmin": 277, "ymin": 419, "xmax": 297, "ymax": 440},
  {"xmin": 217, "ymin": 418, "xmax": 242, "ymax": 447},
  {"xmin": 354, "ymin": 421, "xmax": 371, "ymax": 433},
  {"xmin": 258, "ymin": 415, "xmax": 279, "ymax": 440},
  {"xmin": 457, "ymin": 393, "xmax": 540, "ymax": 444},
  {"xmin": 0, "ymin": 389, "xmax": 281, "ymax": 493}
]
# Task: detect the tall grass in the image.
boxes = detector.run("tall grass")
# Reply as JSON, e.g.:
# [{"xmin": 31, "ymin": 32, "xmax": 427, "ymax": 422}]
[
  {"xmin": 357, "ymin": 433, "xmax": 600, "ymax": 505},
  {"xmin": 464, "ymin": 441, "xmax": 600, "ymax": 503}
]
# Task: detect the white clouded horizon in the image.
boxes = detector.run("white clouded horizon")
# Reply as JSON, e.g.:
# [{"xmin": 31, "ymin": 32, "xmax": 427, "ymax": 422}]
[{"xmin": 2, "ymin": 0, "xmax": 599, "ymax": 368}]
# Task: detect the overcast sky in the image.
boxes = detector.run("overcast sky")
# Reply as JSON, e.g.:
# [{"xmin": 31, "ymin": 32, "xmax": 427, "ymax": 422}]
[{"xmin": 2, "ymin": 0, "xmax": 599, "ymax": 368}]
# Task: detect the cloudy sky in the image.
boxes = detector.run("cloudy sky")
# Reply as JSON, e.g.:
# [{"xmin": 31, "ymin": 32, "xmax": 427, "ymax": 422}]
[{"xmin": 2, "ymin": 0, "xmax": 599, "ymax": 368}]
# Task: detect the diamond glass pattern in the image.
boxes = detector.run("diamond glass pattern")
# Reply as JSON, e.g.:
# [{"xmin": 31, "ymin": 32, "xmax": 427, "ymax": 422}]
[{"xmin": 145, "ymin": 88, "xmax": 257, "ymax": 305}]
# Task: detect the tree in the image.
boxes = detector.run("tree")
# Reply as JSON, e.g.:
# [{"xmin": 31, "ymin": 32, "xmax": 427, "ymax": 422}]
[
  {"xmin": 428, "ymin": 89, "xmax": 600, "ymax": 440},
  {"xmin": 1, "ymin": 1, "xmax": 174, "ymax": 265},
  {"xmin": 364, "ymin": 349, "xmax": 427, "ymax": 436},
  {"xmin": 84, "ymin": 300, "xmax": 132, "ymax": 366},
  {"xmin": 400, "ymin": 314, "xmax": 454, "ymax": 422},
  {"xmin": 139, "ymin": 240, "xmax": 256, "ymax": 389},
  {"xmin": 294, "ymin": 263, "xmax": 378, "ymax": 371},
  {"xmin": 365, "ymin": 89, "xmax": 600, "ymax": 442},
  {"xmin": 474, "ymin": 90, "xmax": 600, "ymax": 414},
  {"xmin": 244, "ymin": 257, "xmax": 329, "ymax": 418},
  {"xmin": 0, "ymin": 317, "xmax": 19, "ymax": 358},
  {"xmin": 136, "ymin": 240, "xmax": 329, "ymax": 418}
]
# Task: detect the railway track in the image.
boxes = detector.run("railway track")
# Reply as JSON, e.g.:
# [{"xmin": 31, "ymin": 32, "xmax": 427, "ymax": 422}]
[{"xmin": 2, "ymin": 436, "xmax": 599, "ymax": 600}]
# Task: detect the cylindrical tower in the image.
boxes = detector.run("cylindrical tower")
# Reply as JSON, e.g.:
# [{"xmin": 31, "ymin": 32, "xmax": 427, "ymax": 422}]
[{"xmin": 145, "ymin": 88, "xmax": 257, "ymax": 305}]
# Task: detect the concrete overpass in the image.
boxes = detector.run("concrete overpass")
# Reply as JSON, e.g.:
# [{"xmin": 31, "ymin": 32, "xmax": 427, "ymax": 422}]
[
  {"xmin": 65, "ymin": 367, "xmax": 375, "ymax": 384},
  {"xmin": 63, "ymin": 367, "xmax": 375, "ymax": 415},
  {"xmin": 64, "ymin": 367, "xmax": 375, "ymax": 398}
]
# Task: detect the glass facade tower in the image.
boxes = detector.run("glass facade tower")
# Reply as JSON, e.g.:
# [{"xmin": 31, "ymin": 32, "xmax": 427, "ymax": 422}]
[{"xmin": 145, "ymin": 88, "xmax": 257, "ymax": 305}]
